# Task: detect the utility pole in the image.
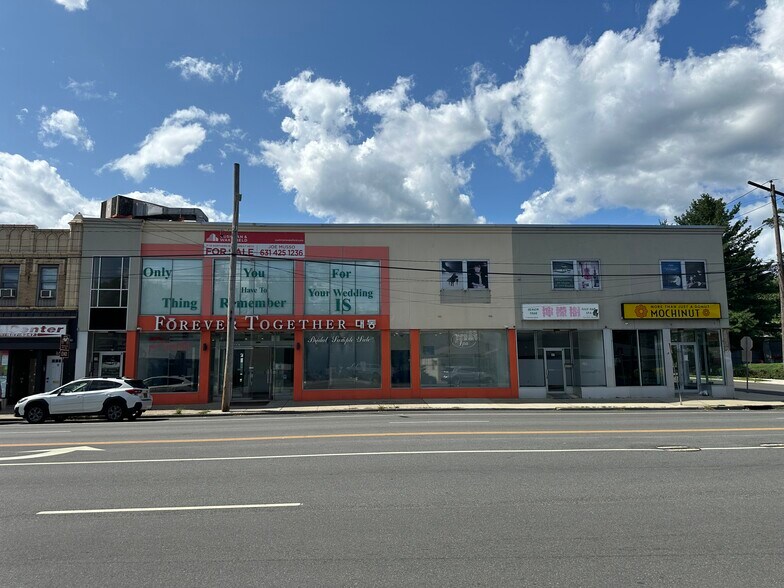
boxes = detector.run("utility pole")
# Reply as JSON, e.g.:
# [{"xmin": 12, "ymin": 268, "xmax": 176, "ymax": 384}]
[
  {"xmin": 221, "ymin": 163, "xmax": 242, "ymax": 412},
  {"xmin": 748, "ymin": 179, "xmax": 784, "ymax": 368}
]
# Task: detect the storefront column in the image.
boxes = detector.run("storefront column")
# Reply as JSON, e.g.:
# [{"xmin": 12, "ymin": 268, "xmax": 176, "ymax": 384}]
[
  {"xmin": 602, "ymin": 328, "xmax": 616, "ymax": 388},
  {"xmin": 381, "ymin": 329, "xmax": 391, "ymax": 394},
  {"xmin": 410, "ymin": 330, "xmax": 421, "ymax": 393},
  {"xmin": 662, "ymin": 328, "xmax": 674, "ymax": 389},
  {"xmin": 721, "ymin": 329, "xmax": 734, "ymax": 394},
  {"xmin": 507, "ymin": 328, "xmax": 519, "ymax": 396},
  {"xmin": 124, "ymin": 330, "xmax": 138, "ymax": 378},
  {"xmin": 293, "ymin": 330, "xmax": 304, "ymax": 401},
  {"xmin": 198, "ymin": 329, "xmax": 211, "ymax": 404},
  {"xmin": 75, "ymin": 331, "xmax": 88, "ymax": 379}
]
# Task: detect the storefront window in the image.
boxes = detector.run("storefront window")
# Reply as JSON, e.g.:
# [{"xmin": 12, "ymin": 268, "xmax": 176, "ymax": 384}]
[
  {"xmin": 391, "ymin": 331, "xmax": 410, "ymax": 388},
  {"xmin": 517, "ymin": 331, "xmax": 544, "ymax": 387},
  {"xmin": 613, "ymin": 330, "xmax": 664, "ymax": 386},
  {"xmin": 303, "ymin": 331, "xmax": 381, "ymax": 389},
  {"xmin": 702, "ymin": 330, "xmax": 724, "ymax": 383},
  {"xmin": 420, "ymin": 330, "xmax": 509, "ymax": 388},
  {"xmin": 212, "ymin": 259, "xmax": 294, "ymax": 315},
  {"xmin": 575, "ymin": 331, "xmax": 606, "ymax": 386},
  {"xmin": 137, "ymin": 333, "xmax": 200, "ymax": 393},
  {"xmin": 304, "ymin": 261, "xmax": 380, "ymax": 315},
  {"xmin": 141, "ymin": 259, "xmax": 202, "ymax": 315}
]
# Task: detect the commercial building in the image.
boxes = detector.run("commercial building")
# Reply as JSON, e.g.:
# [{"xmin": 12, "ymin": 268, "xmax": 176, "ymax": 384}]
[
  {"xmin": 0, "ymin": 218, "xmax": 83, "ymax": 406},
  {"xmin": 74, "ymin": 196, "xmax": 732, "ymax": 405}
]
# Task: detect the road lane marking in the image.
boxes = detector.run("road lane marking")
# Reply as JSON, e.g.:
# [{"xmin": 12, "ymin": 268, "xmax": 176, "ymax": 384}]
[
  {"xmin": 37, "ymin": 503, "xmax": 301, "ymax": 515},
  {"xmin": 387, "ymin": 420, "xmax": 490, "ymax": 425},
  {"xmin": 1, "ymin": 426, "xmax": 784, "ymax": 449},
  {"xmin": 0, "ymin": 446, "xmax": 102, "ymax": 461},
  {"xmin": 0, "ymin": 430, "xmax": 72, "ymax": 435},
  {"xmin": 3, "ymin": 445, "xmax": 783, "ymax": 468}
]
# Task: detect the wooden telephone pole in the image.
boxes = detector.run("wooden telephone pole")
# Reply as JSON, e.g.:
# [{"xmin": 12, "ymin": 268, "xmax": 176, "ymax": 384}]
[
  {"xmin": 221, "ymin": 163, "xmax": 242, "ymax": 412},
  {"xmin": 748, "ymin": 179, "xmax": 784, "ymax": 367}
]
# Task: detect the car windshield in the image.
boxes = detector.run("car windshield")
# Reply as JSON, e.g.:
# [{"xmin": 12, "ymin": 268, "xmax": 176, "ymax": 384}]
[{"xmin": 53, "ymin": 381, "xmax": 91, "ymax": 394}]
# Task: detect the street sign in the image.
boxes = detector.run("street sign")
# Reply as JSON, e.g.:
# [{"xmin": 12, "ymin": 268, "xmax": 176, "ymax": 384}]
[{"xmin": 740, "ymin": 336, "xmax": 753, "ymax": 363}]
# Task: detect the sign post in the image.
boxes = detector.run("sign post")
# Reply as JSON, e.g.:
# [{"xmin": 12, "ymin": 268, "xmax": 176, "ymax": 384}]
[{"xmin": 740, "ymin": 336, "xmax": 753, "ymax": 391}]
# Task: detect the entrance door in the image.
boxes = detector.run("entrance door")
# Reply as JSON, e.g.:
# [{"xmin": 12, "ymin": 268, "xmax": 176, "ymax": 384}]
[
  {"xmin": 544, "ymin": 349, "xmax": 566, "ymax": 393},
  {"xmin": 671, "ymin": 343, "xmax": 699, "ymax": 392},
  {"xmin": 45, "ymin": 356, "xmax": 63, "ymax": 392},
  {"xmin": 232, "ymin": 347, "xmax": 272, "ymax": 401},
  {"xmin": 98, "ymin": 352, "xmax": 124, "ymax": 378}
]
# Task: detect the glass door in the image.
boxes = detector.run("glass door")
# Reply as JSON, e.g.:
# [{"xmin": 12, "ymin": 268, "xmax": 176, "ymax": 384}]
[
  {"xmin": 248, "ymin": 347, "xmax": 272, "ymax": 400},
  {"xmin": 98, "ymin": 352, "xmax": 123, "ymax": 378},
  {"xmin": 544, "ymin": 349, "xmax": 566, "ymax": 393},
  {"xmin": 671, "ymin": 343, "xmax": 699, "ymax": 392}
]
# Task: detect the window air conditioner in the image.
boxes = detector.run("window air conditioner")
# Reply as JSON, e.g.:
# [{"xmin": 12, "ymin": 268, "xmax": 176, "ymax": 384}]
[
  {"xmin": 40, "ymin": 289, "xmax": 54, "ymax": 299},
  {"xmin": 0, "ymin": 288, "xmax": 16, "ymax": 298}
]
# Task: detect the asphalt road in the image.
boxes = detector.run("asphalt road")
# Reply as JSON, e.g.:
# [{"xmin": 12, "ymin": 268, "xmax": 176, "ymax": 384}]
[{"xmin": 2, "ymin": 410, "xmax": 784, "ymax": 587}]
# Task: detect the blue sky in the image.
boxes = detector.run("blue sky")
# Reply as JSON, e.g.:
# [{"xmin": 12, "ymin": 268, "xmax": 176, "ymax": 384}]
[{"xmin": 2, "ymin": 0, "xmax": 783, "ymax": 253}]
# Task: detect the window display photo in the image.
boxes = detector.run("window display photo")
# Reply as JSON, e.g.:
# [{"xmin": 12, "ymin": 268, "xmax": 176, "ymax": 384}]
[
  {"xmin": 466, "ymin": 261, "xmax": 489, "ymax": 289},
  {"xmin": 440, "ymin": 260, "xmax": 465, "ymax": 290},
  {"xmin": 685, "ymin": 261, "xmax": 707, "ymax": 289}
]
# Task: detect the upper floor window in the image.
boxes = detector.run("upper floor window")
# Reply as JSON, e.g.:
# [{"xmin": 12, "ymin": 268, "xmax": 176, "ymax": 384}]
[
  {"xmin": 38, "ymin": 265, "xmax": 58, "ymax": 305},
  {"xmin": 212, "ymin": 258, "xmax": 293, "ymax": 316},
  {"xmin": 440, "ymin": 260, "xmax": 489, "ymax": 291},
  {"xmin": 305, "ymin": 261, "xmax": 380, "ymax": 315},
  {"xmin": 141, "ymin": 258, "xmax": 202, "ymax": 315},
  {"xmin": 91, "ymin": 257, "xmax": 130, "ymax": 307},
  {"xmin": 552, "ymin": 260, "xmax": 601, "ymax": 290},
  {"xmin": 0, "ymin": 265, "xmax": 20, "ymax": 300},
  {"xmin": 661, "ymin": 260, "xmax": 707, "ymax": 290}
]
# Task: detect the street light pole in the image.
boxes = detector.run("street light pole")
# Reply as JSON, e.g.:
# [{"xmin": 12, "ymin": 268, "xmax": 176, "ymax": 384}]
[{"xmin": 221, "ymin": 163, "xmax": 242, "ymax": 412}]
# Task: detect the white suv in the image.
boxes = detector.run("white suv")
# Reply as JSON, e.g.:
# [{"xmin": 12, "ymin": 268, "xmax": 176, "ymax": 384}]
[{"xmin": 14, "ymin": 378, "xmax": 153, "ymax": 424}]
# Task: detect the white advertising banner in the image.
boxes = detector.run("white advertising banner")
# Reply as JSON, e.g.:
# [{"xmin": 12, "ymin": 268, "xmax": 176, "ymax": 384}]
[
  {"xmin": 0, "ymin": 324, "xmax": 67, "ymax": 337},
  {"xmin": 522, "ymin": 304, "xmax": 600, "ymax": 320}
]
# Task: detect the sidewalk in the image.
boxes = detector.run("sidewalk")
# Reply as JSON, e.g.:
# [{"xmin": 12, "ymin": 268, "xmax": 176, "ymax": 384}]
[{"xmin": 2, "ymin": 383, "xmax": 782, "ymax": 420}]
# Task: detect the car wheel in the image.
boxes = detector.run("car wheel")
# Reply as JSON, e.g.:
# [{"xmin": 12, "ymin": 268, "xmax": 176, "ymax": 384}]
[
  {"xmin": 52, "ymin": 415, "xmax": 66, "ymax": 423},
  {"xmin": 104, "ymin": 401, "xmax": 126, "ymax": 422},
  {"xmin": 25, "ymin": 403, "xmax": 47, "ymax": 424}
]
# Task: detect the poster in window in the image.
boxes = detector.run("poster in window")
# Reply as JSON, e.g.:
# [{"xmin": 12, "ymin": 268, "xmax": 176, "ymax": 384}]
[
  {"xmin": 577, "ymin": 260, "xmax": 600, "ymax": 290},
  {"xmin": 441, "ymin": 260, "xmax": 464, "ymax": 290},
  {"xmin": 552, "ymin": 261, "xmax": 576, "ymax": 290},
  {"xmin": 661, "ymin": 261, "xmax": 683, "ymax": 289},
  {"xmin": 466, "ymin": 261, "xmax": 489, "ymax": 289},
  {"xmin": 685, "ymin": 261, "xmax": 707, "ymax": 289}
]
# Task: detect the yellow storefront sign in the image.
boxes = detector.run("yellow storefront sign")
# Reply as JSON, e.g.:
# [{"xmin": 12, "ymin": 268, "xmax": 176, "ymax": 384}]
[{"xmin": 622, "ymin": 303, "xmax": 721, "ymax": 320}]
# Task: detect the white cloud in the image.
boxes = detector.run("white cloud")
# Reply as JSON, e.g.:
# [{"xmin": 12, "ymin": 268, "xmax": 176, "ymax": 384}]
[
  {"xmin": 516, "ymin": 0, "xmax": 784, "ymax": 223},
  {"xmin": 0, "ymin": 153, "xmax": 99, "ymax": 227},
  {"xmin": 103, "ymin": 107, "xmax": 229, "ymax": 181},
  {"xmin": 54, "ymin": 0, "xmax": 88, "ymax": 11},
  {"xmin": 38, "ymin": 109, "xmax": 94, "ymax": 151},
  {"xmin": 16, "ymin": 108, "xmax": 28, "ymax": 124},
  {"xmin": 0, "ymin": 152, "xmax": 229, "ymax": 227},
  {"xmin": 256, "ymin": 1, "xmax": 784, "ymax": 226},
  {"xmin": 257, "ymin": 71, "xmax": 491, "ymax": 223},
  {"xmin": 198, "ymin": 163, "xmax": 214, "ymax": 173},
  {"xmin": 65, "ymin": 78, "xmax": 117, "ymax": 100},
  {"xmin": 168, "ymin": 56, "xmax": 242, "ymax": 82}
]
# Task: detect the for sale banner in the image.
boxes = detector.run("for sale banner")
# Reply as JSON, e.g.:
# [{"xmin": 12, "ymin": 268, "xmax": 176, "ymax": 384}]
[{"xmin": 204, "ymin": 231, "xmax": 305, "ymax": 258}]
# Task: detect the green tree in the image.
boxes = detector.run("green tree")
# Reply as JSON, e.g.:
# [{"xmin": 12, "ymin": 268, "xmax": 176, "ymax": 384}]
[{"xmin": 674, "ymin": 193, "xmax": 778, "ymax": 336}]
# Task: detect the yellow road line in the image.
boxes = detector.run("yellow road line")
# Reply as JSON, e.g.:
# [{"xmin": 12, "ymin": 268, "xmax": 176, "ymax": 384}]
[{"xmin": 1, "ymin": 427, "xmax": 783, "ymax": 448}]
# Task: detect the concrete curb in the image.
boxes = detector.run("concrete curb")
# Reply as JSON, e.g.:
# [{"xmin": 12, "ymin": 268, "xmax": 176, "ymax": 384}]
[{"xmin": 3, "ymin": 398, "xmax": 783, "ymax": 421}]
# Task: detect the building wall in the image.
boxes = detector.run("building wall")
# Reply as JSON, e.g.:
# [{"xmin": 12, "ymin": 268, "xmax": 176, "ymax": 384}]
[
  {"xmin": 512, "ymin": 225, "xmax": 728, "ymax": 331},
  {"xmin": 74, "ymin": 218, "xmax": 731, "ymax": 403}
]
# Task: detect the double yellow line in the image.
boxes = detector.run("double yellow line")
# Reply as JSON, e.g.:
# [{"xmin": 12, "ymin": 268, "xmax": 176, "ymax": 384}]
[{"xmin": 2, "ymin": 426, "xmax": 784, "ymax": 449}]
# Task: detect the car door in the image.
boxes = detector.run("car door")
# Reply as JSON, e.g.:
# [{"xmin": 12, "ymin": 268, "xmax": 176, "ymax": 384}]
[
  {"xmin": 82, "ymin": 379, "xmax": 120, "ymax": 413},
  {"xmin": 48, "ymin": 381, "xmax": 90, "ymax": 415}
]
